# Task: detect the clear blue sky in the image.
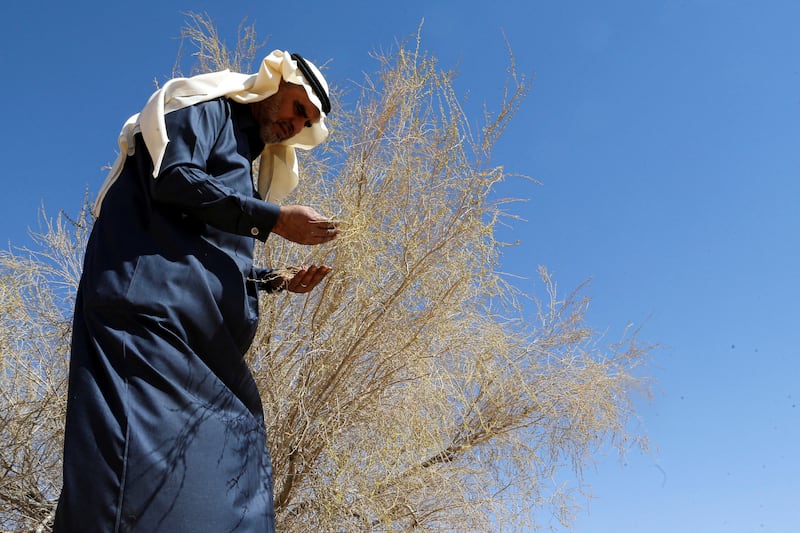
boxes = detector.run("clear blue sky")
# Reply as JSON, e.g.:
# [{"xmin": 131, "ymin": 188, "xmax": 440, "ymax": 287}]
[{"xmin": 1, "ymin": 1, "xmax": 798, "ymax": 531}]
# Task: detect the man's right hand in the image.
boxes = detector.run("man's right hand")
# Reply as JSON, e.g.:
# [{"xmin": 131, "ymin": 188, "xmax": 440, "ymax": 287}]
[{"xmin": 271, "ymin": 205, "xmax": 340, "ymax": 245}]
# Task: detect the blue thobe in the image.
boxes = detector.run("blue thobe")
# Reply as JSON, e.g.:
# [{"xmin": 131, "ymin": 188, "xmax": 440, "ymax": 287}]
[{"xmin": 54, "ymin": 98, "xmax": 281, "ymax": 532}]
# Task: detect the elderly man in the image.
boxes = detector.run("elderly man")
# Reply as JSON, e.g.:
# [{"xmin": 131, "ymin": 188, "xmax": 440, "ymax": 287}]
[{"xmin": 54, "ymin": 50, "xmax": 337, "ymax": 532}]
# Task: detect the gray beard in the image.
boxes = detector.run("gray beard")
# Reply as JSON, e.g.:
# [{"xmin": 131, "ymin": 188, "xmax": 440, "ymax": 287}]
[
  {"xmin": 260, "ymin": 122, "xmax": 281, "ymax": 145},
  {"xmin": 258, "ymin": 97, "xmax": 282, "ymax": 145}
]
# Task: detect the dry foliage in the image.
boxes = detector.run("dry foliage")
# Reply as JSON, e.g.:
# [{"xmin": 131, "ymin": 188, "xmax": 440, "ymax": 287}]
[
  {"xmin": 0, "ymin": 14, "xmax": 652, "ymax": 532},
  {"xmin": 172, "ymin": 11, "xmax": 264, "ymax": 77},
  {"xmin": 244, "ymin": 25, "xmax": 651, "ymax": 532},
  {"xmin": 0, "ymin": 205, "xmax": 90, "ymax": 532}
]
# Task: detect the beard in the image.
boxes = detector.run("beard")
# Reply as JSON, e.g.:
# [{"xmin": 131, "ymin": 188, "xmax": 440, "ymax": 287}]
[{"xmin": 257, "ymin": 94, "xmax": 286, "ymax": 145}]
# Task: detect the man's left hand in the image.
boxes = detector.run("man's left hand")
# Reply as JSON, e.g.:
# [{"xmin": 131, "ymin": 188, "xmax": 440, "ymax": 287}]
[{"xmin": 283, "ymin": 264, "xmax": 333, "ymax": 293}]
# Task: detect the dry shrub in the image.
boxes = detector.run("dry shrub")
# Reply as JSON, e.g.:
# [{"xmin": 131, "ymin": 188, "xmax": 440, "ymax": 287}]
[
  {"xmin": 246, "ymin": 29, "xmax": 651, "ymax": 532},
  {"xmin": 0, "ymin": 205, "xmax": 89, "ymax": 532},
  {"xmin": 0, "ymin": 15, "xmax": 652, "ymax": 532}
]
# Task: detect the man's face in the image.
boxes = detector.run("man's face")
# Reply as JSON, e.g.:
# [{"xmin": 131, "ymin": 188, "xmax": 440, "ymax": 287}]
[{"xmin": 252, "ymin": 81, "xmax": 322, "ymax": 145}]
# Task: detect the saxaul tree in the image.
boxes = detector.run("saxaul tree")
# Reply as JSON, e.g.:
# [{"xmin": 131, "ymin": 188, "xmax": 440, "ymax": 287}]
[
  {"xmin": 243, "ymin": 24, "xmax": 650, "ymax": 533},
  {"xmin": 0, "ymin": 14, "xmax": 651, "ymax": 532},
  {"xmin": 0, "ymin": 206, "xmax": 89, "ymax": 532}
]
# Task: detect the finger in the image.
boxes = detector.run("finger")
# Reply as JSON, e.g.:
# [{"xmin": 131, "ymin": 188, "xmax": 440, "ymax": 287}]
[
  {"xmin": 316, "ymin": 228, "xmax": 338, "ymax": 238},
  {"xmin": 318, "ymin": 232, "xmax": 337, "ymax": 243},
  {"xmin": 306, "ymin": 266, "xmax": 331, "ymax": 286},
  {"xmin": 308, "ymin": 221, "xmax": 340, "ymax": 236},
  {"xmin": 301, "ymin": 265, "xmax": 326, "ymax": 284},
  {"xmin": 287, "ymin": 267, "xmax": 309, "ymax": 291},
  {"xmin": 291, "ymin": 266, "xmax": 320, "ymax": 292},
  {"xmin": 292, "ymin": 265, "xmax": 330, "ymax": 292}
]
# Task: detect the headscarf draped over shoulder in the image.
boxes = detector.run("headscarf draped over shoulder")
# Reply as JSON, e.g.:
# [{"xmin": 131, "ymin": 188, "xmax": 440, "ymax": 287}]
[{"xmin": 93, "ymin": 50, "xmax": 330, "ymax": 215}]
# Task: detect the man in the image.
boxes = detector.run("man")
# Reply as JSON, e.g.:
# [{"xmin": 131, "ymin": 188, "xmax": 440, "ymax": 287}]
[{"xmin": 54, "ymin": 50, "xmax": 338, "ymax": 532}]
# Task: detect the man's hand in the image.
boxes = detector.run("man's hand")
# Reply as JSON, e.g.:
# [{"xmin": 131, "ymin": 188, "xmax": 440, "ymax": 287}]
[
  {"xmin": 272, "ymin": 264, "xmax": 332, "ymax": 294},
  {"xmin": 272, "ymin": 205, "xmax": 340, "ymax": 245}
]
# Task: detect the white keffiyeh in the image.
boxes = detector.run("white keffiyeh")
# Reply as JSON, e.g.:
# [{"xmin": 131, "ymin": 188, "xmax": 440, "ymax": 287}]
[{"xmin": 93, "ymin": 50, "xmax": 329, "ymax": 215}]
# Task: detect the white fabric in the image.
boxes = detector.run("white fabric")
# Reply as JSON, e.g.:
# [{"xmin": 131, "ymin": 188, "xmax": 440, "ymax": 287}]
[{"xmin": 93, "ymin": 50, "xmax": 329, "ymax": 215}]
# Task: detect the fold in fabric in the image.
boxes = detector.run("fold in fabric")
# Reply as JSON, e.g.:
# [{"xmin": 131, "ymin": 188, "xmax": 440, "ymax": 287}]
[{"xmin": 93, "ymin": 50, "xmax": 329, "ymax": 215}]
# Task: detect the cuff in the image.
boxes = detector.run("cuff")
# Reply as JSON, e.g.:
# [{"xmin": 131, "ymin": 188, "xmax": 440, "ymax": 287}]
[
  {"xmin": 251, "ymin": 267, "xmax": 283, "ymax": 292},
  {"xmin": 239, "ymin": 197, "xmax": 281, "ymax": 242}
]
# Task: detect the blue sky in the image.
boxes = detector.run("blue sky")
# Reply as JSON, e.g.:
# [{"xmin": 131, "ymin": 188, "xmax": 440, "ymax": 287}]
[{"xmin": 1, "ymin": 1, "xmax": 798, "ymax": 531}]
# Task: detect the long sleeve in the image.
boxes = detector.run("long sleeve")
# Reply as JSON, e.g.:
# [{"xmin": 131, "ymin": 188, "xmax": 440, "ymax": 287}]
[{"xmin": 149, "ymin": 98, "xmax": 280, "ymax": 241}]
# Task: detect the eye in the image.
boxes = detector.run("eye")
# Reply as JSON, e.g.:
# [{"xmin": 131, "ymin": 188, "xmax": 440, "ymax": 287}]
[
  {"xmin": 294, "ymin": 101, "xmax": 312, "ymax": 128},
  {"xmin": 295, "ymin": 102, "xmax": 308, "ymax": 118}
]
